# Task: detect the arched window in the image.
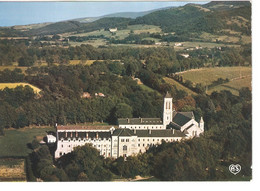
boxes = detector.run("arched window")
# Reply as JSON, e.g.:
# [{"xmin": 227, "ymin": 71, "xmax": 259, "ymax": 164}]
[{"xmin": 123, "ymin": 145, "xmax": 127, "ymax": 151}]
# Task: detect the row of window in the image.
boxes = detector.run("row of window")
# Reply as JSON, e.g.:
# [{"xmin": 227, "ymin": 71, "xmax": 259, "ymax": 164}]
[
  {"xmin": 60, "ymin": 138, "xmax": 111, "ymax": 142},
  {"xmin": 138, "ymin": 138, "xmax": 174, "ymax": 142},
  {"xmin": 59, "ymin": 151, "xmax": 111, "ymax": 157},
  {"xmin": 61, "ymin": 144, "xmax": 111, "ymax": 149},
  {"xmin": 122, "ymin": 126, "xmax": 163, "ymax": 129}
]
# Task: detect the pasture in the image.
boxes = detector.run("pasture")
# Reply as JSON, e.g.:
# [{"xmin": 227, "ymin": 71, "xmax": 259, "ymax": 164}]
[
  {"xmin": 67, "ymin": 24, "xmax": 162, "ymax": 46},
  {"xmin": 207, "ymin": 75, "xmax": 252, "ymax": 96},
  {"xmin": 0, "ymin": 127, "xmax": 54, "ymax": 158},
  {"xmin": 177, "ymin": 67, "xmax": 251, "ymax": 96},
  {"xmin": 178, "ymin": 67, "xmax": 251, "ymax": 85},
  {"xmin": 0, "ymin": 83, "xmax": 41, "ymax": 94}
]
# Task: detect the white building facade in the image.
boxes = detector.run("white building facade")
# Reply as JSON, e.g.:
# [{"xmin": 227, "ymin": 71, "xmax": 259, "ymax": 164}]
[{"xmin": 54, "ymin": 92, "xmax": 204, "ymax": 159}]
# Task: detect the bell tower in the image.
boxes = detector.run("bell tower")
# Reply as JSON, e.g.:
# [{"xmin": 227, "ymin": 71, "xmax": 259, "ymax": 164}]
[
  {"xmin": 163, "ymin": 92, "xmax": 173, "ymax": 128},
  {"xmin": 199, "ymin": 117, "xmax": 204, "ymax": 132}
]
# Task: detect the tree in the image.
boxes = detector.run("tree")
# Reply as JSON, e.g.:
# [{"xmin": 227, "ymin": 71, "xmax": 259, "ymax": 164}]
[
  {"xmin": 114, "ymin": 103, "xmax": 133, "ymax": 119},
  {"xmin": 18, "ymin": 55, "xmax": 35, "ymax": 66},
  {"xmin": 59, "ymin": 144, "xmax": 112, "ymax": 181}
]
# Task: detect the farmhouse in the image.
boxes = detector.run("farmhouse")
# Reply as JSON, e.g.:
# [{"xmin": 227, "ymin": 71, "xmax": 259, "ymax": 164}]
[
  {"xmin": 109, "ymin": 28, "xmax": 117, "ymax": 33},
  {"xmin": 54, "ymin": 92, "xmax": 204, "ymax": 159}
]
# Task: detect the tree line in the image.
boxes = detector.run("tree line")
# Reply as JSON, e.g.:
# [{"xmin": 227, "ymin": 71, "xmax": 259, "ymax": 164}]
[{"xmin": 26, "ymin": 88, "xmax": 251, "ymax": 181}]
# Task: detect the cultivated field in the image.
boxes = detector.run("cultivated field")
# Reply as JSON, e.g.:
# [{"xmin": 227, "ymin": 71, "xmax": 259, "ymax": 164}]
[
  {"xmin": 178, "ymin": 66, "xmax": 251, "ymax": 95},
  {"xmin": 207, "ymin": 75, "xmax": 252, "ymax": 96},
  {"xmin": 0, "ymin": 158, "xmax": 26, "ymax": 182},
  {"xmin": 178, "ymin": 67, "xmax": 251, "ymax": 85},
  {"xmin": 0, "ymin": 66, "xmax": 28, "ymax": 73},
  {"xmin": 0, "ymin": 83, "xmax": 41, "ymax": 94}
]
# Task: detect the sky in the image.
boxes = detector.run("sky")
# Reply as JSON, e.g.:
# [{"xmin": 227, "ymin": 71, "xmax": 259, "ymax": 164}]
[{"xmin": 0, "ymin": 1, "xmax": 207, "ymax": 27}]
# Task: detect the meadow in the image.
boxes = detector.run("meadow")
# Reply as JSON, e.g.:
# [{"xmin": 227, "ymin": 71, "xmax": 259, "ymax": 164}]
[
  {"xmin": 0, "ymin": 127, "xmax": 54, "ymax": 158},
  {"xmin": 163, "ymin": 77, "xmax": 197, "ymax": 96},
  {"xmin": 178, "ymin": 67, "xmax": 251, "ymax": 85},
  {"xmin": 207, "ymin": 75, "xmax": 252, "ymax": 96},
  {"xmin": 66, "ymin": 24, "xmax": 162, "ymax": 47},
  {"xmin": 177, "ymin": 66, "xmax": 251, "ymax": 96}
]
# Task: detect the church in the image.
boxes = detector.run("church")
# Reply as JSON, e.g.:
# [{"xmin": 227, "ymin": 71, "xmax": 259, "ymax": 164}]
[{"xmin": 53, "ymin": 92, "xmax": 204, "ymax": 159}]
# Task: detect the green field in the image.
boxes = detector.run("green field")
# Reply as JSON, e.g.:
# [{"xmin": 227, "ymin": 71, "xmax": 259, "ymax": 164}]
[
  {"xmin": 0, "ymin": 83, "xmax": 41, "ymax": 94},
  {"xmin": 0, "ymin": 127, "xmax": 54, "ymax": 157},
  {"xmin": 177, "ymin": 67, "xmax": 251, "ymax": 95},
  {"xmin": 179, "ymin": 67, "xmax": 251, "ymax": 85},
  {"xmin": 66, "ymin": 24, "xmax": 162, "ymax": 47},
  {"xmin": 207, "ymin": 76, "xmax": 252, "ymax": 96},
  {"xmin": 163, "ymin": 77, "xmax": 197, "ymax": 96}
]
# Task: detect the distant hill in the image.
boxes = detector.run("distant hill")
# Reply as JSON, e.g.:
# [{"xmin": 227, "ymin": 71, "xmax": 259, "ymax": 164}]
[
  {"xmin": 0, "ymin": 1, "xmax": 251, "ymax": 37},
  {"xmin": 130, "ymin": 1, "xmax": 251, "ymax": 34},
  {"xmin": 73, "ymin": 6, "xmax": 175, "ymax": 23},
  {"xmin": 28, "ymin": 17, "xmax": 132, "ymax": 36},
  {"xmin": 73, "ymin": 10, "xmax": 155, "ymax": 23}
]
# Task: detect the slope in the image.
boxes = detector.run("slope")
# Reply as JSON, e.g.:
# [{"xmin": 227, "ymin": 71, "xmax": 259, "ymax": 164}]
[{"xmin": 130, "ymin": 1, "xmax": 251, "ymax": 34}]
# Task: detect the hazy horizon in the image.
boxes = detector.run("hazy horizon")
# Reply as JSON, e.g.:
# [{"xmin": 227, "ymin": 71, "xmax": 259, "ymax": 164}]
[{"xmin": 0, "ymin": 1, "xmax": 207, "ymax": 27}]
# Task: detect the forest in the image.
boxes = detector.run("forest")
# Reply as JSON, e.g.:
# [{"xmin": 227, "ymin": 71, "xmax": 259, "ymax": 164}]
[
  {"xmin": 25, "ymin": 88, "xmax": 251, "ymax": 181},
  {"xmin": 0, "ymin": 1, "xmax": 252, "ymax": 182},
  {"xmin": 0, "ymin": 43, "xmax": 252, "ymax": 180}
]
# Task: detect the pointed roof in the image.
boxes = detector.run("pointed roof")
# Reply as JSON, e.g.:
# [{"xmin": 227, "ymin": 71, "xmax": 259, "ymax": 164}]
[
  {"xmin": 165, "ymin": 91, "xmax": 172, "ymax": 98},
  {"xmin": 172, "ymin": 111, "xmax": 194, "ymax": 127}
]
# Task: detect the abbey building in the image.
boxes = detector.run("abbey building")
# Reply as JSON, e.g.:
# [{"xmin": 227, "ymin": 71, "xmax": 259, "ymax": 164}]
[{"xmin": 54, "ymin": 92, "xmax": 204, "ymax": 159}]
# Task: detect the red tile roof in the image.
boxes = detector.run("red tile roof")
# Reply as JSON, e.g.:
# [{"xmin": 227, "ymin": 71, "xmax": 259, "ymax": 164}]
[{"xmin": 57, "ymin": 125, "xmax": 117, "ymax": 130}]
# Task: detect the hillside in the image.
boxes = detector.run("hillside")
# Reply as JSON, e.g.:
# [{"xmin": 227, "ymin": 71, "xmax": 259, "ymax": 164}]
[
  {"xmin": 130, "ymin": 1, "xmax": 251, "ymax": 34},
  {"xmin": 178, "ymin": 66, "xmax": 251, "ymax": 96},
  {"xmin": 0, "ymin": 1, "xmax": 251, "ymax": 37},
  {"xmin": 28, "ymin": 17, "xmax": 132, "ymax": 36}
]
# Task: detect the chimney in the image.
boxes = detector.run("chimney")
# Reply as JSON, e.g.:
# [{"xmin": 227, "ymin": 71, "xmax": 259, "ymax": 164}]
[
  {"xmin": 149, "ymin": 129, "xmax": 152, "ymax": 134},
  {"xmin": 127, "ymin": 118, "xmax": 130, "ymax": 123},
  {"xmin": 70, "ymin": 132, "xmax": 72, "ymax": 138},
  {"xmin": 134, "ymin": 129, "xmax": 136, "ymax": 134},
  {"xmin": 86, "ymin": 132, "xmax": 88, "ymax": 139},
  {"xmin": 96, "ymin": 132, "xmax": 99, "ymax": 139},
  {"xmin": 65, "ymin": 131, "xmax": 67, "ymax": 137},
  {"xmin": 172, "ymin": 129, "xmax": 175, "ymax": 134},
  {"xmin": 76, "ymin": 131, "xmax": 78, "ymax": 137},
  {"xmin": 140, "ymin": 118, "xmax": 143, "ymax": 123}
]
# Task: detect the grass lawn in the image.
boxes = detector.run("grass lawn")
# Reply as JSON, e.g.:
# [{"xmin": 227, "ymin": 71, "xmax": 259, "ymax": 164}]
[
  {"xmin": 0, "ymin": 83, "xmax": 41, "ymax": 94},
  {"xmin": 163, "ymin": 77, "xmax": 197, "ymax": 96},
  {"xmin": 0, "ymin": 127, "xmax": 54, "ymax": 158}
]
